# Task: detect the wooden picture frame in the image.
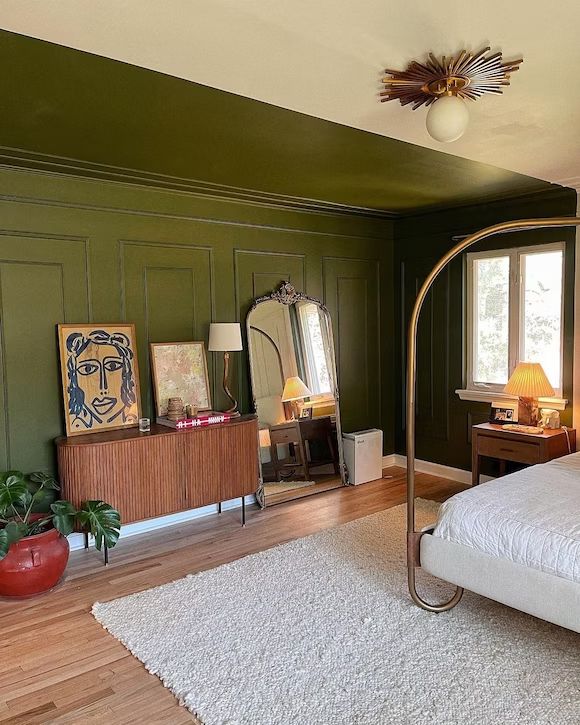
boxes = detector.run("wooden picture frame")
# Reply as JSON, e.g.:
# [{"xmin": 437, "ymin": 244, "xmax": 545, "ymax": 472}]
[
  {"xmin": 58, "ymin": 323, "xmax": 141, "ymax": 436},
  {"xmin": 150, "ymin": 341, "xmax": 212, "ymax": 417}
]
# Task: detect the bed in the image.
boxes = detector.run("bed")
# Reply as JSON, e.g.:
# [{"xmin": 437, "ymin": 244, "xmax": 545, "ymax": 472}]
[
  {"xmin": 420, "ymin": 454, "xmax": 580, "ymax": 632},
  {"xmin": 405, "ymin": 215, "xmax": 580, "ymax": 631}
]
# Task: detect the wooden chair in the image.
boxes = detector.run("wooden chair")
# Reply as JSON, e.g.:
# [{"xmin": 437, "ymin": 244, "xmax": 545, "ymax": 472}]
[
  {"xmin": 299, "ymin": 417, "xmax": 340, "ymax": 474},
  {"xmin": 269, "ymin": 421, "xmax": 310, "ymax": 481}
]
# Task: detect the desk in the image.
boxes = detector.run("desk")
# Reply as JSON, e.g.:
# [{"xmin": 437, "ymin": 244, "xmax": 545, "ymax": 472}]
[{"xmin": 268, "ymin": 416, "xmax": 338, "ymax": 481}]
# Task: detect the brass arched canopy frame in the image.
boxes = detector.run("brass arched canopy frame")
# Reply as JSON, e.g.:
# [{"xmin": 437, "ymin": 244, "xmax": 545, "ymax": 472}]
[{"xmin": 407, "ymin": 216, "xmax": 580, "ymax": 612}]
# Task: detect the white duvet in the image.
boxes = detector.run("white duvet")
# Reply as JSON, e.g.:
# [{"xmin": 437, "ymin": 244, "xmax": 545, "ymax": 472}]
[{"xmin": 433, "ymin": 452, "xmax": 580, "ymax": 583}]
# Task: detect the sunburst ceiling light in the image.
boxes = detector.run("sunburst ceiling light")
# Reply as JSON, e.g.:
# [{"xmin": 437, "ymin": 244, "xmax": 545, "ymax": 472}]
[{"xmin": 380, "ymin": 47, "xmax": 523, "ymax": 143}]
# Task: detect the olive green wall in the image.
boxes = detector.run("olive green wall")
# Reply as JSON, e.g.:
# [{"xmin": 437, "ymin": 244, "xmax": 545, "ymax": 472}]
[
  {"xmin": 0, "ymin": 166, "xmax": 394, "ymax": 473},
  {"xmin": 394, "ymin": 188, "xmax": 578, "ymax": 471},
  {"xmin": 0, "ymin": 30, "xmax": 555, "ymax": 216}
]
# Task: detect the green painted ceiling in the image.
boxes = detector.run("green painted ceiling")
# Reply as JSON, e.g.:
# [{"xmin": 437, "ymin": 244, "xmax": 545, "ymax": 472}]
[{"xmin": 0, "ymin": 30, "xmax": 559, "ymax": 215}]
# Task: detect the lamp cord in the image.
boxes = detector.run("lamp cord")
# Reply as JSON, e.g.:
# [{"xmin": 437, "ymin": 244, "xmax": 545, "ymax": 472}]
[{"xmin": 562, "ymin": 426, "xmax": 572, "ymax": 454}]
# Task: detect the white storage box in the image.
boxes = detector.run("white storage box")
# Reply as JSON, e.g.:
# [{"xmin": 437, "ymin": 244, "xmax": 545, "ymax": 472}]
[{"xmin": 342, "ymin": 429, "xmax": 383, "ymax": 485}]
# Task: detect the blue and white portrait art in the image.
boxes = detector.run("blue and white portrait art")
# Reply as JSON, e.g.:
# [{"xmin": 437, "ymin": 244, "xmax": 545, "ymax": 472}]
[{"xmin": 59, "ymin": 325, "xmax": 141, "ymax": 435}]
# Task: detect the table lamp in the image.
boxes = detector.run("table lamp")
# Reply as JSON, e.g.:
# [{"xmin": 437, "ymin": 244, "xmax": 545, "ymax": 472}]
[
  {"xmin": 208, "ymin": 323, "xmax": 243, "ymax": 415},
  {"xmin": 504, "ymin": 361, "xmax": 554, "ymax": 426},
  {"xmin": 281, "ymin": 375, "xmax": 312, "ymax": 420}
]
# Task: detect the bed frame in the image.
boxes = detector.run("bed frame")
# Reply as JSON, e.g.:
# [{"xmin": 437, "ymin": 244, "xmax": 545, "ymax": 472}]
[{"xmin": 406, "ymin": 216, "xmax": 580, "ymax": 631}]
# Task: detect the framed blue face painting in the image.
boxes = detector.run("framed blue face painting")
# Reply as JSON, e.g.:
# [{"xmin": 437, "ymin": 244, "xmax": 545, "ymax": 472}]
[{"xmin": 58, "ymin": 324, "xmax": 142, "ymax": 436}]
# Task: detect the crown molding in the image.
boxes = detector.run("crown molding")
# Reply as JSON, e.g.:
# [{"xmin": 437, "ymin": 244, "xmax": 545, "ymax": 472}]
[{"xmin": 0, "ymin": 146, "xmax": 398, "ymax": 221}]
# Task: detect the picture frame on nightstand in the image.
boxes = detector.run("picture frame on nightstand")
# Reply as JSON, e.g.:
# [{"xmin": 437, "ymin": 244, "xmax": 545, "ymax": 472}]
[{"xmin": 490, "ymin": 401, "xmax": 518, "ymax": 425}]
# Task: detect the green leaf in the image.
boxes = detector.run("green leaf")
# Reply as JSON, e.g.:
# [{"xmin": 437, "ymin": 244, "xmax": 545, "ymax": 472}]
[
  {"xmin": 0, "ymin": 470, "xmax": 24, "ymax": 485},
  {"xmin": 28, "ymin": 472, "xmax": 60, "ymax": 491},
  {"xmin": 50, "ymin": 500, "xmax": 77, "ymax": 537},
  {"xmin": 0, "ymin": 472, "xmax": 28, "ymax": 515},
  {"xmin": 0, "ymin": 521, "xmax": 26, "ymax": 559},
  {"xmin": 0, "ymin": 530, "xmax": 10, "ymax": 559},
  {"xmin": 76, "ymin": 501, "xmax": 121, "ymax": 551},
  {"xmin": 4, "ymin": 520, "xmax": 27, "ymax": 544}
]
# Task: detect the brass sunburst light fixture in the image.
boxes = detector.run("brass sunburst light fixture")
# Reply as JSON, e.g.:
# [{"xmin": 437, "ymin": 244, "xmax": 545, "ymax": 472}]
[{"xmin": 380, "ymin": 47, "xmax": 523, "ymax": 142}]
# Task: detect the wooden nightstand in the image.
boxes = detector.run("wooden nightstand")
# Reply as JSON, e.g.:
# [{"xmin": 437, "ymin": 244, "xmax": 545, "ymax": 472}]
[{"xmin": 471, "ymin": 423, "xmax": 576, "ymax": 485}]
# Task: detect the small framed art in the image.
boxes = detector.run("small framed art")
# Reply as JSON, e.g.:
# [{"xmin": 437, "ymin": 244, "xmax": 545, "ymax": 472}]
[
  {"xmin": 150, "ymin": 341, "xmax": 212, "ymax": 417},
  {"xmin": 489, "ymin": 404, "xmax": 517, "ymax": 424},
  {"xmin": 58, "ymin": 323, "xmax": 141, "ymax": 436}
]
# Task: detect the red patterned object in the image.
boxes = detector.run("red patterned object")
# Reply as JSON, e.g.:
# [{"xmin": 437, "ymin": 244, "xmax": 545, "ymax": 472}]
[{"xmin": 0, "ymin": 526, "xmax": 70, "ymax": 597}]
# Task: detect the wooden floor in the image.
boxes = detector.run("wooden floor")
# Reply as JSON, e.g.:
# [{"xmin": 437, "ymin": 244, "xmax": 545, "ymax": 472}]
[{"xmin": 0, "ymin": 467, "xmax": 465, "ymax": 724}]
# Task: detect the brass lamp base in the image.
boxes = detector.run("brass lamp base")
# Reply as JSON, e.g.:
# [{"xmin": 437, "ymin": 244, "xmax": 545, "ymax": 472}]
[
  {"xmin": 517, "ymin": 397, "xmax": 539, "ymax": 426},
  {"xmin": 222, "ymin": 351, "xmax": 240, "ymax": 416}
]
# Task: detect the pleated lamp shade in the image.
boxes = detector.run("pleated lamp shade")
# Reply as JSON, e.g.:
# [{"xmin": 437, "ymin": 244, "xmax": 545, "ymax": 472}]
[
  {"xmin": 504, "ymin": 362, "xmax": 554, "ymax": 398},
  {"xmin": 281, "ymin": 376, "xmax": 312, "ymax": 402}
]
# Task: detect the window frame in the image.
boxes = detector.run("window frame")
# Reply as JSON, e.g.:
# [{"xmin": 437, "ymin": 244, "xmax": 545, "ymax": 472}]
[{"xmin": 465, "ymin": 241, "xmax": 565, "ymax": 397}]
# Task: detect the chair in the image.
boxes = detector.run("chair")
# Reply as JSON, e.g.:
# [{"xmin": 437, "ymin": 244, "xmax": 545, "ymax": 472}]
[
  {"xmin": 298, "ymin": 417, "xmax": 340, "ymax": 474},
  {"xmin": 269, "ymin": 421, "xmax": 310, "ymax": 481}
]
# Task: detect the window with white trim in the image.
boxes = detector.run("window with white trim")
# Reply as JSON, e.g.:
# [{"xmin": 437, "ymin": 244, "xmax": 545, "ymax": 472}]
[{"xmin": 466, "ymin": 242, "xmax": 565, "ymax": 396}]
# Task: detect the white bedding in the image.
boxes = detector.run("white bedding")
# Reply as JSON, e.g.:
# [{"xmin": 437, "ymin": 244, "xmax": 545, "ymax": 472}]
[{"xmin": 433, "ymin": 452, "xmax": 580, "ymax": 583}]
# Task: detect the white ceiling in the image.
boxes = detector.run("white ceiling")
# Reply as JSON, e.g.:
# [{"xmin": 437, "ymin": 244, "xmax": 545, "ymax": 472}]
[{"xmin": 1, "ymin": 0, "xmax": 579, "ymax": 190}]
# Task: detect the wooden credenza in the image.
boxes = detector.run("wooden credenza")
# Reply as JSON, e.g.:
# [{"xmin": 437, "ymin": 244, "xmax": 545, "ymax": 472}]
[{"xmin": 56, "ymin": 415, "xmax": 259, "ymax": 525}]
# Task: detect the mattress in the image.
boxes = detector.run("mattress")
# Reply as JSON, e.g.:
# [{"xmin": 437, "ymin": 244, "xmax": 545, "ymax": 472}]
[{"xmin": 433, "ymin": 452, "xmax": 580, "ymax": 583}]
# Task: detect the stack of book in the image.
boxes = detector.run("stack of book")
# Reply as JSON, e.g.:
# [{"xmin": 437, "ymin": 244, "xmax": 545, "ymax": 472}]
[{"xmin": 157, "ymin": 411, "xmax": 234, "ymax": 429}]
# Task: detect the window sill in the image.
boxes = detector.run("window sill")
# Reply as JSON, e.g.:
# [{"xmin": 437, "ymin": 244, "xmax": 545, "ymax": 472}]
[{"xmin": 455, "ymin": 389, "xmax": 568, "ymax": 411}]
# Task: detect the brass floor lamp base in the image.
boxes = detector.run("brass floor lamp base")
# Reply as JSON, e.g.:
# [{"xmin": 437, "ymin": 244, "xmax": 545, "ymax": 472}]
[{"xmin": 406, "ymin": 216, "xmax": 580, "ymax": 613}]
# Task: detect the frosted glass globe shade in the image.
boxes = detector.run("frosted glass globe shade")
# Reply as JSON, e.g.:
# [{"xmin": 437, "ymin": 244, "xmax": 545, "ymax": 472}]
[{"xmin": 426, "ymin": 95, "xmax": 469, "ymax": 143}]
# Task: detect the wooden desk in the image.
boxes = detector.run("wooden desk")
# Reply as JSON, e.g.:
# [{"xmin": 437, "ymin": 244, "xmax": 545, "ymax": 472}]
[
  {"xmin": 471, "ymin": 423, "xmax": 576, "ymax": 485},
  {"xmin": 56, "ymin": 415, "xmax": 259, "ymax": 526},
  {"xmin": 268, "ymin": 416, "xmax": 339, "ymax": 481}
]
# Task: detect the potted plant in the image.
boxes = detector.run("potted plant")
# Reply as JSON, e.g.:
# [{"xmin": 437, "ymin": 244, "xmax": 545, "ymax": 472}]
[{"xmin": 0, "ymin": 470, "xmax": 120, "ymax": 597}]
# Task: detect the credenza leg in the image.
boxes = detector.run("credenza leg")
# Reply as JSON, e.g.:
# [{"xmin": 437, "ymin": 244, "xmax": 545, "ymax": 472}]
[
  {"xmin": 103, "ymin": 542, "xmax": 109, "ymax": 566},
  {"xmin": 218, "ymin": 502, "xmax": 222, "ymax": 514},
  {"xmin": 241, "ymin": 497, "xmax": 246, "ymax": 527},
  {"xmin": 83, "ymin": 532, "xmax": 89, "ymax": 550}
]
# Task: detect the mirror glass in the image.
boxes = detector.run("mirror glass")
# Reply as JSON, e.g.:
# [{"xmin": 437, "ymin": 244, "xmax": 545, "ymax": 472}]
[{"xmin": 246, "ymin": 283, "xmax": 345, "ymax": 506}]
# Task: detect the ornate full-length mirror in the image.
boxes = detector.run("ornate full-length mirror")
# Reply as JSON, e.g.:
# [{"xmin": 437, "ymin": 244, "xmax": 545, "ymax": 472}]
[{"xmin": 246, "ymin": 282, "xmax": 346, "ymax": 506}]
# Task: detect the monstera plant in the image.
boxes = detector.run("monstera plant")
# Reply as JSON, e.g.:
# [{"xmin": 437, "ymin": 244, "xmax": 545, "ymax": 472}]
[{"xmin": 0, "ymin": 470, "xmax": 121, "ymax": 596}]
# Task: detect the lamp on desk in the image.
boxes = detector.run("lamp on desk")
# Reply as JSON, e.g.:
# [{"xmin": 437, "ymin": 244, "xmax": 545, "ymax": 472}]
[
  {"xmin": 281, "ymin": 375, "xmax": 312, "ymax": 420},
  {"xmin": 504, "ymin": 361, "xmax": 554, "ymax": 426},
  {"xmin": 208, "ymin": 323, "xmax": 243, "ymax": 415}
]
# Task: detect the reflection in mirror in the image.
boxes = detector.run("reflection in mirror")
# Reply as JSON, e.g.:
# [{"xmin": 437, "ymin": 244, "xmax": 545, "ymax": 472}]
[{"xmin": 246, "ymin": 283, "xmax": 345, "ymax": 506}]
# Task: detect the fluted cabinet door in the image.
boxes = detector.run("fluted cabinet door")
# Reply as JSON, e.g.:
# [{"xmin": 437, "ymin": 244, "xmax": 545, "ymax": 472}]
[{"xmin": 58, "ymin": 434, "xmax": 185, "ymax": 523}]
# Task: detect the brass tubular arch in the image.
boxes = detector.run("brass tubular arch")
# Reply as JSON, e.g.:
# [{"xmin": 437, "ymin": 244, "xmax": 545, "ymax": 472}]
[{"xmin": 407, "ymin": 216, "xmax": 580, "ymax": 612}]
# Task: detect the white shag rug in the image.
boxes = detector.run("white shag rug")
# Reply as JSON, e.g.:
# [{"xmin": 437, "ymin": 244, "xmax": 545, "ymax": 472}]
[{"xmin": 93, "ymin": 500, "xmax": 580, "ymax": 725}]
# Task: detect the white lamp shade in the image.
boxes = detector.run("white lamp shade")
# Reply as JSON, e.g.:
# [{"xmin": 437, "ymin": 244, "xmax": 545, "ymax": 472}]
[
  {"xmin": 281, "ymin": 375, "xmax": 312, "ymax": 402},
  {"xmin": 208, "ymin": 323, "xmax": 243, "ymax": 351},
  {"xmin": 426, "ymin": 95, "xmax": 469, "ymax": 143},
  {"xmin": 504, "ymin": 362, "xmax": 555, "ymax": 398}
]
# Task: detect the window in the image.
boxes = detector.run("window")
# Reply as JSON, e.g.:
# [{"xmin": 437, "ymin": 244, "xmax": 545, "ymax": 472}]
[
  {"xmin": 297, "ymin": 302, "xmax": 332, "ymax": 396},
  {"xmin": 466, "ymin": 242, "xmax": 564, "ymax": 395}
]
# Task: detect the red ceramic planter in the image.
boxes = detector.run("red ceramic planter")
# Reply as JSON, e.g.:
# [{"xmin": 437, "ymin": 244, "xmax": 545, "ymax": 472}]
[{"xmin": 0, "ymin": 526, "xmax": 70, "ymax": 597}]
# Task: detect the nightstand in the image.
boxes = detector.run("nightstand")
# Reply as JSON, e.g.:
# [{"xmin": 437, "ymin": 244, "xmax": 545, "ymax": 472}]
[{"xmin": 471, "ymin": 423, "xmax": 576, "ymax": 485}]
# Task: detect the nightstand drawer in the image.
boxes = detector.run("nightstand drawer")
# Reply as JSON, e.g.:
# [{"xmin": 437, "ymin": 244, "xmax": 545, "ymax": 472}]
[{"xmin": 478, "ymin": 436, "xmax": 540, "ymax": 464}]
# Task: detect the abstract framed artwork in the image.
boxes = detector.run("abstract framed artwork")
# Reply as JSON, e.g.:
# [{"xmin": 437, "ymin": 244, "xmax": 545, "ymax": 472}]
[
  {"xmin": 150, "ymin": 341, "xmax": 212, "ymax": 417},
  {"xmin": 58, "ymin": 323, "xmax": 141, "ymax": 436}
]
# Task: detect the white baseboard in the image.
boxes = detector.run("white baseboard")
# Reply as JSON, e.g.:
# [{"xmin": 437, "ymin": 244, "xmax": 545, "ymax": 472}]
[
  {"xmin": 383, "ymin": 454, "xmax": 493, "ymax": 486},
  {"xmin": 67, "ymin": 495, "xmax": 255, "ymax": 552}
]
